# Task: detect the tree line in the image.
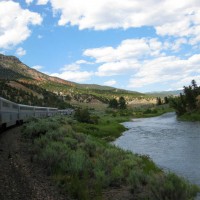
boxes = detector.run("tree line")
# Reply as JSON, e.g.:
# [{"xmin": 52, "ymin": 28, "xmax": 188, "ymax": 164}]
[
  {"xmin": 170, "ymin": 80, "xmax": 200, "ymax": 116},
  {"xmin": 108, "ymin": 96, "xmax": 127, "ymax": 109},
  {"xmin": 0, "ymin": 80, "xmax": 71, "ymax": 109}
]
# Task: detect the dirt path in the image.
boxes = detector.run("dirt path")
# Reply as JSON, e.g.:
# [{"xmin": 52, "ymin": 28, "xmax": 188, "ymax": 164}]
[{"xmin": 0, "ymin": 127, "xmax": 68, "ymax": 200}]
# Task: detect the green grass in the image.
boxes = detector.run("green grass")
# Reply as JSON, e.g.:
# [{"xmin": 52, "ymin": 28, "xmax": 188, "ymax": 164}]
[
  {"xmin": 132, "ymin": 105, "xmax": 174, "ymax": 118},
  {"xmin": 72, "ymin": 114, "xmax": 129, "ymax": 141},
  {"xmin": 178, "ymin": 112, "xmax": 200, "ymax": 121},
  {"xmin": 72, "ymin": 106, "xmax": 174, "ymax": 142},
  {"xmin": 22, "ymin": 115, "xmax": 199, "ymax": 200}
]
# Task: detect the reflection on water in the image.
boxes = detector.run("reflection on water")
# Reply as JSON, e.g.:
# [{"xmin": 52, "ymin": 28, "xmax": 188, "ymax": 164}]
[{"xmin": 114, "ymin": 112, "xmax": 200, "ymax": 187}]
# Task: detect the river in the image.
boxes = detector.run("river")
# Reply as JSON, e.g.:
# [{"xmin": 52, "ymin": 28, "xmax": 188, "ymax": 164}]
[{"xmin": 114, "ymin": 112, "xmax": 200, "ymax": 195}]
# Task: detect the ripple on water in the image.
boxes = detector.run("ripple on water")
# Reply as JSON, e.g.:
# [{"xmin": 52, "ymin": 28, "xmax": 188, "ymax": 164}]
[{"xmin": 114, "ymin": 112, "xmax": 200, "ymax": 186}]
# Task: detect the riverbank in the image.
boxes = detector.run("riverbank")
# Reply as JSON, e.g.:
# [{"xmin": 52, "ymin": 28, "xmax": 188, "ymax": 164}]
[
  {"xmin": 114, "ymin": 112, "xmax": 200, "ymax": 197},
  {"xmin": 178, "ymin": 112, "xmax": 200, "ymax": 121},
  {"xmin": 132, "ymin": 105, "xmax": 174, "ymax": 118},
  {"xmin": 21, "ymin": 115, "xmax": 199, "ymax": 200},
  {"xmin": 74, "ymin": 106, "xmax": 174, "ymax": 142}
]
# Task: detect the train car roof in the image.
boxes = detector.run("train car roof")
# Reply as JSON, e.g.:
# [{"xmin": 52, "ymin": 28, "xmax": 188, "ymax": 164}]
[
  {"xmin": 0, "ymin": 96, "xmax": 18, "ymax": 105},
  {"xmin": 18, "ymin": 104, "xmax": 35, "ymax": 108},
  {"xmin": 18, "ymin": 104, "xmax": 57, "ymax": 110},
  {"xmin": 0, "ymin": 97, "xmax": 58, "ymax": 110}
]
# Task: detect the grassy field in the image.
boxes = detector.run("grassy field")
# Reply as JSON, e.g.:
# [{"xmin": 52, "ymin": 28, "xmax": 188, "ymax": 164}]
[{"xmin": 22, "ymin": 114, "xmax": 199, "ymax": 200}]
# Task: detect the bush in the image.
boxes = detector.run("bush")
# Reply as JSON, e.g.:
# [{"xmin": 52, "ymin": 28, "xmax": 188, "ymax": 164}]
[
  {"xmin": 74, "ymin": 108, "xmax": 91, "ymax": 123},
  {"xmin": 149, "ymin": 173, "xmax": 200, "ymax": 200},
  {"xmin": 22, "ymin": 115, "xmax": 199, "ymax": 200}
]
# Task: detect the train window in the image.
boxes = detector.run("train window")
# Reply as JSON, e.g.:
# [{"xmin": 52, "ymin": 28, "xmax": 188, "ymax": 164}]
[
  {"xmin": 35, "ymin": 108, "xmax": 47, "ymax": 111},
  {"xmin": 20, "ymin": 106, "xmax": 34, "ymax": 111},
  {"xmin": 49, "ymin": 109, "xmax": 57, "ymax": 111},
  {"xmin": 12, "ymin": 105, "xmax": 18, "ymax": 109},
  {"xmin": 2, "ymin": 101, "xmax": 10, "ymax": 108}
]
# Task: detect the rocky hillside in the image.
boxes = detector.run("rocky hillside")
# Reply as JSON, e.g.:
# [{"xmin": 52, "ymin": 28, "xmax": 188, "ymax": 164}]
[
  {"xmin": 0, "ymin": 54, "xmax": 74, "ymax": 86},
  {"xmin": 0, "ymin": 53, "xmax": 155, "ymax": 107}
]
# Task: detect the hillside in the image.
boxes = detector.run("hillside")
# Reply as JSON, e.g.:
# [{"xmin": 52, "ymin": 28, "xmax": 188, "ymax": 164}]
[
  {"xmin": 0, "ymin": 54, "xmax": 75, "ymax": 86},
  {"xmin": 0, "ymin": 53, "xmax": 154, "ymax": 107}
]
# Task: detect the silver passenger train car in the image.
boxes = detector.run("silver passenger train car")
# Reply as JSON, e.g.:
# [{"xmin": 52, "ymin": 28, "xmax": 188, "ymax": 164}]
[{"xmin": 0, "ymin": 97, "xmax": 58, "ymax": 130}]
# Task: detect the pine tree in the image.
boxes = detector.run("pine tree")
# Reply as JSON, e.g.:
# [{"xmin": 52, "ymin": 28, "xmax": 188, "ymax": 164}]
[
  {"xmin": 118, "ymin": 96, "xmax": 126, "ymax": 109},
  {"xmin": 156, "ymin": 97, "xmax": 162, "ymax": 105},
  {"xmin": 109, "ymin": 98, "xmax": 118, "ymax": 108}
]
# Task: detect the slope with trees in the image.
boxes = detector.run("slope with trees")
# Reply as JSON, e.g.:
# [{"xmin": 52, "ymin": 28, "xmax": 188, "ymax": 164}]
[{"xmin": 170, "ymin": 80, "xmax": 200, "ymax": 120}]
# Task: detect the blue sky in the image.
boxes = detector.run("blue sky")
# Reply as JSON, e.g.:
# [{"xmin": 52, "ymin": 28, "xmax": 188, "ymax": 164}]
[{"xmin": 1, "ymin": 0, "xmax": 200, "ymax": 92}]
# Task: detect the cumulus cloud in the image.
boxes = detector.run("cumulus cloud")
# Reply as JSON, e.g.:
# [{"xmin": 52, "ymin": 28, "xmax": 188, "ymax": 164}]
[
  {"xmin": 0, "ymin": 1, "xmax": 42, "ymax": 49},
  {"xmin": 84, "ymin": 38, "xmax": 163, "ymax": 64},
  {"xmin": 95, "ymin": 61, "xmax": 139, "ymax": 77},
  {"xmin": 61, "ymin": 63, "xmax": 80, "ymax": 71},
  {"xmin": 44, "ymin": 0, "xmax": 200, "ymax": 42},
  {"xmin": 51, "ymin": 62, "xmax": 93, "ymax": 83},
  {"xmin": 81, "ymin": 38, "xmax": 200, "ymax": 90},
  {"xmin": 15, "ymin": 47, "xmax": 26, "ymax": 57},
  {"xmin": 75, "ymin": 60, "xmax": 93, "ymax": 65},
  {"xmin": 128, "ymin": 54, "xmax": 200, "ymax": 89},
  {"xmin": 37, "ymin": 0, "xmax": 49, "ymax": 5},
  {"xmin": 84, "ymin": 38, "xmax": 163, "ymax": 76},
  {"xmin": 25, "ymin": 0, "xmax": 34, "ymax": 5},
  {"xmin": 51, "ymin": 71, "xmax": 93, "ymax": 83},
  {"xmin": 104, "ymin": 80, "xmax": 117, "ymax": 86},
  {"xmin": 32, "ymin": 65, "xmax": 43, "ymax": 70}
]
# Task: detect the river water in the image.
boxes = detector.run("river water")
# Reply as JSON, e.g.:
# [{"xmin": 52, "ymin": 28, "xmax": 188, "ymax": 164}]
[{"xmin": 114, "ymin": 112, "xmax": 200, "ymax": 190}]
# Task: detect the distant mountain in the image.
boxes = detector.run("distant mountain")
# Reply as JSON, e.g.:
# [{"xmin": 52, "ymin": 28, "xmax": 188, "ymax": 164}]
[
  {"xmin": 77, "ymin": 83, "xmax": 142, "ymax": 94},
  {"xmin": 146, "ymin": 90, "xmax": 182, "ymax": 97},
  {"xmin": 0, "ymin": 54, "xmax": 152, "ymax": 107}
]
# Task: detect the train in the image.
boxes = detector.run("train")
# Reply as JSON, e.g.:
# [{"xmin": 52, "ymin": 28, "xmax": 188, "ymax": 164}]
[{"xmin": 0, "ymin": 97, "xmax": 73, "ymax": 131}]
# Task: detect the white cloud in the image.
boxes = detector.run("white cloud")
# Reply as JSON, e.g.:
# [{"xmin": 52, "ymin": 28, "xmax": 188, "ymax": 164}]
[
  {"xmin": 84, "ymin": 38, "xmax": 162, "ymax": 76},
  {"xmin": 25, "ymin": 0, "xmax": 34, "ymax": 5},
  {"xmin": 51, "ymin": 62, "xmax": 93, "ymax": 83},
  {"xmin": 75, "ymin": 60, "xmax": 93, "ymax": 65},
  {"xmin": 128, "ymin": 54, "xmax": 200, "ymax": 89},
  {"xmin": 15, "ymin": 47, "xmax": 26, "ymax": 57},
  {"xmin": 163, "ymin": 38, "xmax": 188, "ymax": 52},
  {"xmin": 37, "ymin": 0, "xmax": 49, "ymax": 5},
  {"xmin": 104, "ymin": 80, "xmax": 117, "ymax": 86},
  {"xmin": 172, "ymin": 75, "xmax": 200, "ymax": 89},
  {"xmin": 0, "ymin": 1, "xmax": 42, "ymax": 49},
  {"xmin": 32, "ymin": 65, "xmax": 43, "ymax": 70},
  {"xmin": 82, "ymin": 37, "xmax": 200, "ymax": 90},
  {"xmin": 45, "ymin": 0, "xmax": 200, "ymax": 41},
  {"xmin": 61, "ymin": 63, "xmax": 80, "ymax": 71},
  {"xmin": 84, "ymin": 38, "xmax": 163, "ymax": 64},
  {"xmin": 95, "ymin": 60, "xmax": 139, "ymax": 77},
  {"xmin": 51, "ymin": 71, "xmax": 93, "ymax": 83}
]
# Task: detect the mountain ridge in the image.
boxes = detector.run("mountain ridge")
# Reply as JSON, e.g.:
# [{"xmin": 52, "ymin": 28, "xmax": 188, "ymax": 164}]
[
  {"xmin": 0, "ymin": 53, "xmax": 143, "ymax": 94},
  {"xmin": 0, "ymin": 54, "xmax": 157, "ymax": 107}
]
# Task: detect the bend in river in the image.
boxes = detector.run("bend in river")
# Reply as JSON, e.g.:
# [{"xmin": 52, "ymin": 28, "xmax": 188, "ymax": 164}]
[{"xmin": 114, "ymin": 112, "xmax": 200, "ymax": 187}]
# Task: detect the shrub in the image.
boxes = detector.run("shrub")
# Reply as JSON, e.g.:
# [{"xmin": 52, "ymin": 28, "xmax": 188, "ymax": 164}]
[
  {"xmin": 74, "ymin": 108, "xmax": 91, "ymax": 123},
  {"xmin": 149, "ymin": 173, "xmax": 200, "ymax": 200},
  {"xmin": 69, "ymin": 149, "xmax": 91, "ymax": 178},
  {"xmin": 22, "ymin": 115, "xmax": 199, "ymax": 200},
  {"xmin": 22, "ymin": 118, "xmax": 60, "ymax": 139}
]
